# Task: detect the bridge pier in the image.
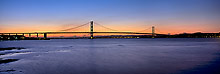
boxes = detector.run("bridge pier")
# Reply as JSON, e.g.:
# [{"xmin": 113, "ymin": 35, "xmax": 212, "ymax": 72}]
[
  {"xmin": 44, "ymin": 33, "xmax": 47, "ymax": 39},
  {"xmin": 29, "ymin": 33, "xmax": 31, "ymax": 38},
  {"xmin": 37, "ymin": 33, "xmax": 39, "ymax": 38}
]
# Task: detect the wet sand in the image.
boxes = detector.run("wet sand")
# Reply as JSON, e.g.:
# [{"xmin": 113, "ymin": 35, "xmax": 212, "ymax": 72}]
[
  {"xmin": 0, "ymin": 47, "xmax": 26, "ymax": 73},
  {"xmin": 0, "ymin": 59, "xmax": 19, "ymax": 64},
  {"xmin": 0, "ymin": 47, "xmax": 25, "ymax": 51}
]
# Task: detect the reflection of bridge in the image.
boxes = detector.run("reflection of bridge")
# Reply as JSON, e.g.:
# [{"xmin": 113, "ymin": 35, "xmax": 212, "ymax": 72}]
[{"xmin": 0, "ymin": 21, "xmax": 163, "ymax": 39}]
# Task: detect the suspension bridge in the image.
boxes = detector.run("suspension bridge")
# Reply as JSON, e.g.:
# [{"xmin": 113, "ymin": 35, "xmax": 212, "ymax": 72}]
[{"xmin": 0, "ymin": 21, "xmax": 165, "ymax": 39}]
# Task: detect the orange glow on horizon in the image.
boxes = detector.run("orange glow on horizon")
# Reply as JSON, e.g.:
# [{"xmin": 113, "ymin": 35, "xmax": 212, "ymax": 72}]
[{"xmin": 1, "ymin": 23, "xmax": 219, "ymax": 36}]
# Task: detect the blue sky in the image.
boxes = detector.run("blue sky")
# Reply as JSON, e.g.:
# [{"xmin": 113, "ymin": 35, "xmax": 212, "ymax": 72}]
[{"xmin": 0, "ymin": 0, "xmax": 219, "ymax": 33}]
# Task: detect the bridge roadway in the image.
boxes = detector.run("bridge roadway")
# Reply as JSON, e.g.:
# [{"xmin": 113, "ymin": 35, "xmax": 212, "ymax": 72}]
[{"xmin": 0, "ymin": 32, "xmax": 164, "ymax": 39}]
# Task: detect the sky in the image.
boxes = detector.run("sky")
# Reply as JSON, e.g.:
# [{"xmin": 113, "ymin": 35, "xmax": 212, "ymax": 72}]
[{"xmin": 0, "ymin": 0, "xmax": 220, "ymax": 34}]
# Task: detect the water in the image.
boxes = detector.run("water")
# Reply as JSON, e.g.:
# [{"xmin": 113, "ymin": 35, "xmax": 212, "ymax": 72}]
[{"xmin": 0, "ymin": 38, "xmax": 220, "ymax": 74}]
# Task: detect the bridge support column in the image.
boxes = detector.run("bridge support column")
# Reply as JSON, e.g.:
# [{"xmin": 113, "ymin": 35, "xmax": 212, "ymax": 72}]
[
  {"xmin": 152, "ymin": 26, "xmax": 155, "ymax": 38},
  {"xmin": 90, "ymin": 20, "xmax": 94, "ymax": 39},
  {"xmin": 29, "ymin": 33, "xmax": 31, "ymax": 38},
  {"xmin": 37, "ymin": 33, "xmax": 38, "ymax": 38},
  {"xmin": 44, "ymin": 33, "xmax": 47, "ymax": 39}
]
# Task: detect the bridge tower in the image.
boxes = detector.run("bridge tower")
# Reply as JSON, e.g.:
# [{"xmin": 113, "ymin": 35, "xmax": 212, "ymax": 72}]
[
  {"xmin": 152, "ymin": 26, "xmax": 155, "ymax": 38},
  {"xmin": 90, "ymin": 20, "xmax": 94, "ymax": 39}
]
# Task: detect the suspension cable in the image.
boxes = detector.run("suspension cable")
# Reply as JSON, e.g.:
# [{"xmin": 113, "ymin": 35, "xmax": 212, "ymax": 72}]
[
  {"xmin": 60, "ymin": 22, "xmax": 90, "ymax": 31},
  {"xmin": 155, "ymin": 28, "xmax": 164, "ymax": 34},
  {"xmin": 136, "ymin": 27, "xmax": 152, "ymax": 32},
  {"xmin": 94, "ymin": 22, "xmax": 119, "ymax": 31}
]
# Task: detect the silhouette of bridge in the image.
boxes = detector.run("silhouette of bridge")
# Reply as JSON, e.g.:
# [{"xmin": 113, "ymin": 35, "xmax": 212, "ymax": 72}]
[{"xmin": 0, "ymin": 21, "xmax": 165, "ymax": 39}]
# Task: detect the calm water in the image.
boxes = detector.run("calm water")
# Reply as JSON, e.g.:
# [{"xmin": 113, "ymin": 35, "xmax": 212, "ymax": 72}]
[{"xmin": 0, "ymin": 38, "xmax": 220, "ymax": 74}]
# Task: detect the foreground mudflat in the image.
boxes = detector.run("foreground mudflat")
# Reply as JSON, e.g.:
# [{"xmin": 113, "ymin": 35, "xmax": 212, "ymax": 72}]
[{"xmin": 0, "ymin": 38, "xmax": 220, "ymax": 74}]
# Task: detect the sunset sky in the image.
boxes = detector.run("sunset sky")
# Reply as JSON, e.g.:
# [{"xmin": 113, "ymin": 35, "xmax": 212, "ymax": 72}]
[{"xmin": 0, "ymin": 0, "xmax": 220, "ymax": 34}]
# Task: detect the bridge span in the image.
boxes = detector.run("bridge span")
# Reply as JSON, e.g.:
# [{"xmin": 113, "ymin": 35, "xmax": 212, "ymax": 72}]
[{"xmin": 0, "ymin": 21, "xmax": 159, "ymax": 39}]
